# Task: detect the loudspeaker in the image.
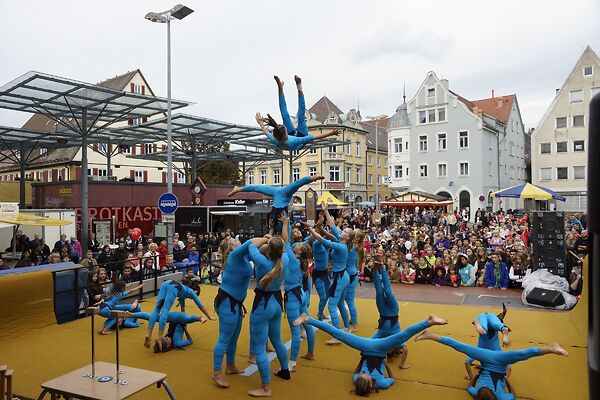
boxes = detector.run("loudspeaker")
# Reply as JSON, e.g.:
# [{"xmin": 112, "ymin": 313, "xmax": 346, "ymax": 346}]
[
  {"xmin": 526, "ymin": 287, "xmax": 565, "ymax": 308},
  {"xmin": 532, "ymin": 211, "xmax": 565, "ymax": 240},
  {"xmin": 531, "ymin": 212, "xmax": 566, "ymax": 277}
]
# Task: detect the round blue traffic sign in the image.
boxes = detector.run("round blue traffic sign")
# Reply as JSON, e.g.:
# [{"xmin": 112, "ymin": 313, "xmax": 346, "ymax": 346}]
[{"xmin": 158, "ymin": 192, "xmax": 179, "ymax": 214}]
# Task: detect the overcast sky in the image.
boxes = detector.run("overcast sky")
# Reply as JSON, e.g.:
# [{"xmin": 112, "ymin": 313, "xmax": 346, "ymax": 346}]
[{"xmin": 1, "ymin": 0, "xmax": 599, "ymax": 130}]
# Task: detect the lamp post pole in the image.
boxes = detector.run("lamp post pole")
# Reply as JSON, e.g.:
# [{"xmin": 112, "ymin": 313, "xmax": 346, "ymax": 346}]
[{"xmin": 375, "ymin": 119, "xmax": 379, "ymax": 216}]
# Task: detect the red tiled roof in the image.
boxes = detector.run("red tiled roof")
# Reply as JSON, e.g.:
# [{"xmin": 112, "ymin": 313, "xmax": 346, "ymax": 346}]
[{"xmin": 471, "ymin": 95, "xmax": 515, "ymax": 124}]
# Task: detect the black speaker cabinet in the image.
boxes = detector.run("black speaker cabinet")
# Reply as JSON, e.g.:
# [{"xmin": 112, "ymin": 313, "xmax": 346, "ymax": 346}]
[
  {"xmin": 532, "ymin": 211, "xmax": 565, "ymax": 240},
  {"xmin": 526, "ymin": 287, "xmax": 565, "ymax": 308},
  {"xmin": 532, "ymin": 238, "xmax": 566, "ymax": 277}
]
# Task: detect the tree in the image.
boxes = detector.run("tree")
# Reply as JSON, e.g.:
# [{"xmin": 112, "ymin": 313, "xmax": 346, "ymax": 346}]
[{"xmin": 195, "ymin": 141, "xmax": 242, "ymax": 185}]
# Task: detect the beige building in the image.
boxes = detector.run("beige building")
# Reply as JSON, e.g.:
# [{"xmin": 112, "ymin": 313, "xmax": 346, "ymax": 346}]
[
  {"xmin": 0, "ymin": 70, "xmax": 184, "ymax": 184},
  {"xmin": 531, "ymin": 46, "xmax": 599, "ymax": 212},
  {"xmin": 245, "ymin": 96, "xmax": 391, "ymax": 204}
]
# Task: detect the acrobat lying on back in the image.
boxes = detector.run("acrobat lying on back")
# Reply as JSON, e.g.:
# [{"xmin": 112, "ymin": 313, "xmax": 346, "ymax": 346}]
[{"xmin": 256, "ymin": 75, "xmax": 341, "ymax": 151}]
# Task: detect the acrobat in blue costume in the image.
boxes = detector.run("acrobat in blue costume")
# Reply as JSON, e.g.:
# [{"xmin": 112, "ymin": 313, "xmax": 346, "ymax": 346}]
[
  {"xmin": 466, "ymin": 311, "xmax": 511, "ymax": 380},
  {"xmin": 417, "ymin": 331, "xmax": 568, "ymax": 400},
  {"xmin": 227, "ymin": 175, "xmax": 323, "ymax": 234},
  {"xmin": 344, "ymin": 241, "xmax": 359, "ymax": 328},
  {"xmin": 211, "ymin": 240, "xmax": 254, "ymax": 387},
  {"xmin": 254, "ymin": 76, "xmax": 340, "ymax": 151},
  {"xmin": 132, "ymin": 311, "xmax": 203, "ymax": 350},
  {"xmin": 144, "ymin": 280, "xmax": 212, "ymax": 348},
  {"xmin": 309, "ymin": 234, "xmax": 330, "ymax": 320},
  {"xmin": 101, "ymin": 303, "xmax": 142, "ymax": 331},
  {"xmin": 371, "ymin": 268, "xmax": 401, "ymax": 339},
  {"xmin": 293, "ymin": 314, "xmax": 446, "ymax": 392},
  {"xmin": 247, "ymin": 240, "xmax": 290, "ymax": 392}
]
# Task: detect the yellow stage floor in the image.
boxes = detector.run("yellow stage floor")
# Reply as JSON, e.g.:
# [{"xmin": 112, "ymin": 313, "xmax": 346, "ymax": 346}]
[{"xmin": 0, "ymin": 271, "xmax": 588, "ymax": 400}]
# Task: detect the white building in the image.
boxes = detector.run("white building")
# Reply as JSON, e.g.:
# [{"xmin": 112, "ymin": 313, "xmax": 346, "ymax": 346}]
[
  {"xmin": 531, "ymin": 46, "xmax": 599, "ymax": 212},
  {"xmin": 387, "ymin": 71, "xmax": 527, "ymax": 217}
]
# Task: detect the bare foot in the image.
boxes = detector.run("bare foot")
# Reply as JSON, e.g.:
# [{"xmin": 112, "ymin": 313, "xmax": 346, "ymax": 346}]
[
  {"xmin": 497, "ymin": 302, "xmax": 508, "ymax": 321},
  {"xmin": 399, "ymin": 364, "xmax": 412, "ymax": 369},
  {"xmin": 293, "ymin": 313, "xmax": 309, "ymax": 327},
  {"xmin": 123, "ymin": 311, "xmax": 136, "ymax": 319},
  {"xmin": 349, "ymin": 324, "xmax": 359, "ymax": 332},
  {"xmin": 414, "ymin": 330, "xmax": 436, "ymax": 342},
  {"xmin": 130, "ymin": 299, "xmax": 139, "ymax": 310},
  {"xmin": 155, "ymin": 338, "xmax": 163, "ymax": 352},
  {"xmin": 473, "ymin": 319, "xmax": 486, "ymax": 335},
  {"xmin": 502, "ymin": 334, "xmax": 511, "ymax": 348},
  {"xmin": 227, "ymin": 186, "xmax": 241, "ymax": 197},
  {"xmin": 301, "ymin": 352, "xmax": 315, "ymax": 361},
  {"xmin": 211, "ymin": 373, "xmax": 230, "ymax": 388},
  {"xmin": 248, "ymin": 388, "xmax": 272, "ymax": 397},
  {"xmin": 200, "ymin": 315, "xmax": 208, "ymax": 323},
  {"xmin": 294, "ymin": 75, "xmax": 302, "ymax": 85},
  {"xmin": 326, "ymin": 338, "xmax": 341, "ymax": 345},
  {"xmin": 428, "ymin": 315, "xmax": 448, "ymax": 326},
  {"xmin": 544, "ymin": 343, "xmax": 569, "ymax": 356},
  {"xmin": 274, "ymin": 75, "xmax": 283, "ymax": 91},
  {"xmin": 248, "ymin": 355, "xmax": 256, "ymax": 364},
  {"xmin": 144, "ymin": 335, "xmax": 152, "ymax": 348},
  {"xmin": 226, "ymin": 365, "xmax": 242, "ymax": 375},
  {"xmin": 98, "ymin": 329, "xmax": 111, "ymax": 335}
]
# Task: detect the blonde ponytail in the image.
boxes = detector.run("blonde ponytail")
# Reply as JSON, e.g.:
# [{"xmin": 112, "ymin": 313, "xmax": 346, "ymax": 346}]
[{"xmin": 260, "ymin": 257, "xmax": 283, "ymax": 289}]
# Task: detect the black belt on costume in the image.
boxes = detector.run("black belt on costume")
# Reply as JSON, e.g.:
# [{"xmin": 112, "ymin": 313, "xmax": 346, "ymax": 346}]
[
  {"xmin": 349, "ymin": 273, "xmax": 358, "ymax": 283},
  {"xmin": 302, "ymin": 275, "xmax": 310, "ymax": 292},
  {"xmin": 312, "ymin": 269, "xmax": 329, "ymax": 282},
  {"xmin": 252, "ymin": 288, "xmax": 283, "ymax": 313},
  {"xmin": 284, "ymin": 285, "xmax": 303, "ymax": 305},
  {"xmin": 328, "ymin": 270, "xmax": 346, "ymax": 298},
  {"xmin": 359, "ymin": 353, "xmax": 385, "ymax": 374},
  {"xmin": 214, "ymin": 287, "xmax": 247, "ymax": 317},
  {"xmin": 377, "ymin": 314, "xmax": 399, "ymax": 329}
]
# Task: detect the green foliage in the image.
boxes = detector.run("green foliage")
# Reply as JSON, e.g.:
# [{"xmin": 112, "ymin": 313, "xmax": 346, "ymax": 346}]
[{"xmin": 195, "ymin": 141, "xmax": 242, "ymax": 185}]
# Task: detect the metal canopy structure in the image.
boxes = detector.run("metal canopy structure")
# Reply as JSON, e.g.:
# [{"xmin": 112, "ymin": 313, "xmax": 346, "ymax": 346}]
[
  {"xmin": 127, "ymin": 148, "xmax": 283, "ymax": 182},
  {"xmin": 0, "ymin": 70, "xmax": 192, "ymax": 254}
]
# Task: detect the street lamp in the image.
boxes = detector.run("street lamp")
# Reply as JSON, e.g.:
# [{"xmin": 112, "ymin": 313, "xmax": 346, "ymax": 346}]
[
  {"xmin": 145, "ymin": 4, "xmax": 194, "ymax": 250},
  {"xmin": 366, "ymin": 115, "xmax": 388, "ymax": 216}
]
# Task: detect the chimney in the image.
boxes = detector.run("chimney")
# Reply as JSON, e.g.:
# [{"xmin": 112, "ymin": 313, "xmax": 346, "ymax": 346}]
[
  {"xmin": 441, "ymin": 79, "xmax": 449, "ymax": 90},
  {"xmin": 491, "ymin": 89, "xmax": 495, "ymax": 98}
]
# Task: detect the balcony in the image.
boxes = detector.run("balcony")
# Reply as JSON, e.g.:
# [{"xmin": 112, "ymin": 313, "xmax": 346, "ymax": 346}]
[{"xmin": 324, "ymin": 152, "xmax": 344, "ymax": 160}]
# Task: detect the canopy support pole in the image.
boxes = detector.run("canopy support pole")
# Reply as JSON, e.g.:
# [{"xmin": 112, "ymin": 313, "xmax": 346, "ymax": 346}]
[
  {"xmin": 81, "ymin": 107, "xmax": 89, "ymax": 255},
  {"xmin": 19, "ymin": 143, "xmax": 26, "ymax": 208},
  {"xmin": 190, "ymin": 136, "xmax": 197, "ymax": 183}
]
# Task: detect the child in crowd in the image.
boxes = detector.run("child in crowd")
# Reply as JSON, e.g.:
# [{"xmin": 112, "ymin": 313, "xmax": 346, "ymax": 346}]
[
  {"xmin": 400, "ymin": 263, "xmax": 416, "ymax": 285},
  {"xmin": 415, "ymin": 256, "xmax": 432, "ymax": 284},
  {"xmin": 432, "ymin": 266, "xmax": 447, "ymax": 286},
  {"xmin": 447, "ymin": 266, "xmax": 461, "ymax": 288}
]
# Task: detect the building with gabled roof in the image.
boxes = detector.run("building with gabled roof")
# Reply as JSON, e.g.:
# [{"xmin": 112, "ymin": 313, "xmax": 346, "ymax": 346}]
[
  {"xmin": 531, "ymin": 46, "xmax": 600, "ymax": 212},
  {"xmin": 0, "ymin": 69, "xmax": 185, "ymax": 185}
]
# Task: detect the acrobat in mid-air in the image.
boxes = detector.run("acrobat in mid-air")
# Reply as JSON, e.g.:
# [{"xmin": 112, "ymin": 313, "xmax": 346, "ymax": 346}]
[{"xmin": 256, "ymin": 75, "xmax": 341, "ymax": 151}]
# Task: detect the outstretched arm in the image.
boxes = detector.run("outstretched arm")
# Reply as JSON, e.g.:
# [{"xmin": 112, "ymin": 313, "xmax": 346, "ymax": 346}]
[
  {"xmin": 321, "ymin": 203, "xmax": 336, "ymax": 228},
  {"xmin": 304, "ymin": 223, "xmax": 324, "ymax": 243},
  {"xmin": 280, "ymin": 214, "xmax": 289, "ymax": 243},
  {"xmin": 314, "ymin": 128, "xmax": 342, "ymax": 140},
  {"xmin": 256, "ymin": 112, "xmax": 271, "ymax": 136}
]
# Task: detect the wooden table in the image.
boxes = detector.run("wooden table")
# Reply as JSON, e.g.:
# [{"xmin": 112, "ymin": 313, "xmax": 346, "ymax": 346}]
[{"xmin": 37, "ymin": 362, "xmax": 175, "ymax": 400}]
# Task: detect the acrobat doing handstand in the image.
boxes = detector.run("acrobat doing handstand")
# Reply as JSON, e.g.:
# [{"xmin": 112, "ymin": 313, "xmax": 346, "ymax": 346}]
[{"xmin": 256, "ymin": 75, "xmax": 341, "ymax": 151}]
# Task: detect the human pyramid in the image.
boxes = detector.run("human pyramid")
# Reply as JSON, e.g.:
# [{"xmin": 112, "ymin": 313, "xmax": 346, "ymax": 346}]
[{"xmin": 97, "ymin": 76, "xmax": 569, "ymax": 399}]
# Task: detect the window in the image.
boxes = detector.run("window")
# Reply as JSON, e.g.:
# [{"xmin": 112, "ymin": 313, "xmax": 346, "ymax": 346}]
[
  {"xmin": 329, "ymin": 166, "xmax": 340, "ymax": 182},
  {"xmin": 556, "ymin": 167, "xmax": 568, "ymax": 180},
  {"xmin": 405, "ymin": 141, "xmax": 409, "ymax": 151},
  {"xmin": 260, "ymin": 170, "xmax": 267, "ymax": 185},
  {"xmin": 509, "ymin": 141, "xmax": 514, "ymax": 156},
  {"xmin": 346, "ymin": 167, "xmax": 352, "ymax": 183},
  {"xmin": 132, "ymin": 84, "xmax": 143, "ymax": 94},
  {"xmin": 419, "ymin": 135, "xmax": 428, "ymax": 151},
  {"xmin": 427, "ymin": 88, "xmax": 435, "ymax": 97},
  {"xmin": 394, "ymin": 138, "xmax": 403, "ymax": 153},
  {"xmin": 144, "ymin": 143, "xmax": 154, "ymax": 154},
  {"xmin": 574, "ymin": 166, "xmax": 586, "ymax": 179},
  {"xmin": 584, "ymin": 66, "xmax": 593, "ymax": 76},
  {"xmin": 293, "ymin": 168, "xmax": 300, "ymax": 182},
  {"xmin": 134, "ymin": 170, "xmax": 143, "ymax": 182},
  {"xmin": 40, "ymin": 148, "xmax": 47, "ymax": 155},
  {"xmin": 437, "ymin": 133, "xmax": 447, "ymax": 150},
  {"xmin": 132, "ymin": 117, "xmax": 143, "ymax": 126},
  {"xmin": 459, "ymin": 131, "xmax": 469, "ymax": 149},
  {"xmin": 356, "ymin": 167, "xmax": 361, "ymax": 183},
  {"xmin": 419, "ymin": 110, "xmax": 426, "ymax": 124},
  {"xmin": 248, "ymin": 171, "xmax": 254, "ymax": 184},
  {"xmin": 328, "ymin": 145, "xmax": 337, "ymax": 153},
  {"xmin": 556, "ymin": 117, "xmax": 567, "ymax": 129},
  {"xmin": 97, "ymin": 169, "xmax": 108, "ymax": 177},
  {"xmin": 177, "ymin": 172, "xmax": 186, "ymax": 184},
  {"xmin": 419, "ymin": 164, "xmax": 428, "ymax": 178},
  {"xmin": 488, "ymin": 161, "xmax": 493, "ymax": 176},
  {"xmin": 540, "ymin": 143, "xmax": 551, "ymax": 154},
  {"xmin": 98, "ymin": 143, "xmax": 108, "ymax": 153},
  {"xmin": 394, "ymin": 166, "xmax": 402, "ymax": 178},
  {"xmin": 574, "ymin": 140, "xmax": 585, "ymax": 152},
  {"xmin": 122, "ymin": 146, "xmax": 131, "ymax": 154},
  {"xmin": 406, "ymin": 167, "xmax": 409, "ymax": 176},
  {"xmin": 570, "ymin": 90, "xmax": 583, "ymax": 103},
  {"xmin": 428, "ymin": 109, "xmax": 436, "ymax": 123},
  {"xmin": 291, "ymin": 150, "xmax": 300, "ymax": 156},
  {"xmin": 308, "ymin": 166, "xmax": 317, "ymax": 177},
  {"xmin": 437, "ymin": 163, "xmax": 447, "ymax": 178},
  {"xmin": 273, "ymin": 169, "xmax": 280, "ymax": 184},
  {"xmin": 356, "ymin": 142, "xmax": 361, "ymax": 156},
  {"xmin": 368, "ymin": 174, "xmax": 373, "ymax": 184},
  {"xmin": 308, "ymin": 148, "xmax": 317, "ymax": 155},
  {"xmin": 377, "ymin": 156, "xmax": 381, "ymax": 167},
  {"xmin": 437, "ymin": 108, "xmax": 446, "ymax": 122},
  {"xmin": 540, "ymin": 167, "xmax": 552, "ymax": 181},
  {"xmin": 556, "ymin": 141, "xmax": 567, "ymax": 153},
  {"xmin": 459, "ymin": 162, "xmax": 469, "ymax": 176},
  {"xmin": 573, "ymin": 114, "xmax": 585, "ymax": 127},
  {"xmin": 346, "ymin": 142, "xmax": 352, "ymax": 156}
]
